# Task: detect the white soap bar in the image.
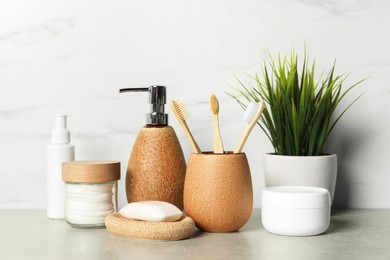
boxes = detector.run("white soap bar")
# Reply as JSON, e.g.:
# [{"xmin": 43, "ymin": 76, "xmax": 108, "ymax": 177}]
[{"xmin": 119, "ymin": 201, "xmax": 182, "ymax": 222}]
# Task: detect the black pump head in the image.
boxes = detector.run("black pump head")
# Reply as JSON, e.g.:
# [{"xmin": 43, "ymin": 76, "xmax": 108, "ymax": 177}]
[{"xmin": 119, "ymin": 85, "xmax": 168, "ymax": 126}]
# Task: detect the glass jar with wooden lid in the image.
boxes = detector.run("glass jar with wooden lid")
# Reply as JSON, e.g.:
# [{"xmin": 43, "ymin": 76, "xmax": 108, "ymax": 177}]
[{"xmin": 62, "ymin": 160, "xmax": 120, "ymax": 228}]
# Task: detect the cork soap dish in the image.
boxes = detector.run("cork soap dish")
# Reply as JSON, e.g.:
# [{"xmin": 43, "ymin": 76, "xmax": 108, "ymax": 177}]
[{"xmin": 105, "ymin": 213, "xmax": 195, "ymax": 241}]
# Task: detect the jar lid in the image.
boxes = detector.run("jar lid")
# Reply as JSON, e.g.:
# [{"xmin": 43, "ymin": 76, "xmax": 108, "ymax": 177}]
[
  {"xmin": 262, "ymin": 186, "xmax": 331, "ymax": 209},
  {"xmin": 62, "ymin": 160, "xmax": 120, "ymax": 183}
]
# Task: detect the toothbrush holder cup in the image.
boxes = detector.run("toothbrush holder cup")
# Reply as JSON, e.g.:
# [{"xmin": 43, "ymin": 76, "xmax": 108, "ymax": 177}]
[{"xmin": 183, "ymin": 152, "xmax": 253, "ymax": 232}]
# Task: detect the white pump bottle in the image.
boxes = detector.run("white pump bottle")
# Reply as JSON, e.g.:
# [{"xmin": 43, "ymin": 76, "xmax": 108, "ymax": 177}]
[{"xmin": 47, "ymin": 115, "xmax": 75, "ymax": 219}]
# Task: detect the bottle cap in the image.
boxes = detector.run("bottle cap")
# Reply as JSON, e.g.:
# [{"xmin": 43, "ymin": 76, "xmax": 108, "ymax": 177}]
[{"xmin": 51, "ymin": 114, "xmax": 71, "ymax": 144}]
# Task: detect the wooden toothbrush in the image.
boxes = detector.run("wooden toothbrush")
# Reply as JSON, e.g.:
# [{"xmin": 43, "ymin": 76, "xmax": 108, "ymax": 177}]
[
  {"xmin": 234, "ymin": 101, "xmax": 265, "ymax": 153},
  {"xmin": 170, "ymin": 100, "xmax": 201, "ymax": 154},
  {"xmin": 210, "ymin": 94, "xmax": 224, "ymax": 153}
]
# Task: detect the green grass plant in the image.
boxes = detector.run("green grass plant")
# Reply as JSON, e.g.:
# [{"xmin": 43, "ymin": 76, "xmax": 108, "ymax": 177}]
[{"xmin": 228, "ymin": 50, "xmax": 364, "ymax": 156}]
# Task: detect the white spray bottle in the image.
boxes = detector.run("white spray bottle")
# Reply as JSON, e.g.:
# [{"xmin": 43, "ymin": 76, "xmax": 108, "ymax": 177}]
[{"xmin": 47, "ymin": 115, "xmax": 75, "ymax": 219}]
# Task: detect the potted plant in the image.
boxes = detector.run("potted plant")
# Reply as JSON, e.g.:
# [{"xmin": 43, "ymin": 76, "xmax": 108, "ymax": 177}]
[{"xmin": 228, "ymin": 50, "xmax": 364, "ymax": 201}]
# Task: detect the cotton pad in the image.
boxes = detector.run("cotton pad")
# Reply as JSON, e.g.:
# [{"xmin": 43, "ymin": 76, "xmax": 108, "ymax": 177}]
[{"xmin": 119, "ymin": 201, "xmax": 182, "ymax": 222}]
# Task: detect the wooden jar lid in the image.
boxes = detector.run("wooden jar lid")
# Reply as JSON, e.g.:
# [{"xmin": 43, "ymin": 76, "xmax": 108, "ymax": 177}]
[{"xmin": 62, "ymin": 160, "xmax": 120, "ymax": 183}]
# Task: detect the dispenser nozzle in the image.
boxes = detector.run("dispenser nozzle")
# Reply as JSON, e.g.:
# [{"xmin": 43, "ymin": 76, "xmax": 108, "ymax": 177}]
[
  {"xmin": 119, "ymin": 88, "xmax": 149, "ymax": 93},
  {"xmin": 51, "ymin": 114, "xmax": 71, "ymax": 144},
  {"xmin": 119, "ymin": 85, "xmax": 168, "ymax": 126},
  {"xmin": 55, "ymin": 114, "xmax": 67, "ymax": 129}
]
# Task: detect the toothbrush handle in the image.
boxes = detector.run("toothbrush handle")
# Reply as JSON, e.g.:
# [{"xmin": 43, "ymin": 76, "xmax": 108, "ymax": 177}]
[
  {"xmin": 234, "ymin": 124, "xmax": 255, "ymax": 154},
  {"xmin": 179, "ymin": 120, "xmax": 201, "ymax": 154},
  {"xmin": 213, "ymin": 115, "xmax": 224, "ymax": 153},
  {"xmin": 234, "ymin": 103, "xmax": 265, "ymax": 153}
]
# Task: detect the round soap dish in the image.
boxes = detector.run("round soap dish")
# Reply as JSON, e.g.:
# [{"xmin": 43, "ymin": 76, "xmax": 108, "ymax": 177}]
[{"xmin": 105, "ymin": 213, "xmax": 195, "ymax": 241}]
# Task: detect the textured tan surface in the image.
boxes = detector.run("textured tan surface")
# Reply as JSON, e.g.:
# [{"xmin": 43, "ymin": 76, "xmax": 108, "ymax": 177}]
[
  {"xmin": 184, "ymin": 152, "xmax": 253, "ymax": 232},
  {"xmin": 126, "ymin": 126, "xmax": 186, "ymax": 209},
  {"xmin": 62, "ymin": 160, "xmax": 120, "ymax": 183},
  {"xmin": 105, "ymin": 213, "xmax": 195, "ymax": 240}
]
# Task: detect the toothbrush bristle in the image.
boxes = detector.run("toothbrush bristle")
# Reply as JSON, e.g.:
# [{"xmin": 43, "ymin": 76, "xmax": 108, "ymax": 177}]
[
  {"xmin": 172, "ymin": 100, "xmax": 189, "ymax": 120},
  {"xmin": 243, "ymin": 101, "xmax": 260, "ymax": 122},
  {"xmin": 210, "ymin": 94, "xmax": 219, "ymax": 114}
]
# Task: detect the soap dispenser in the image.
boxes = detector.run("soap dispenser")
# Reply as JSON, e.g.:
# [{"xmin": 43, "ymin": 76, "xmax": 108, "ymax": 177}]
[{"xmin": 119, "ymin": 86, "xmax": 186, "ymax": 209}]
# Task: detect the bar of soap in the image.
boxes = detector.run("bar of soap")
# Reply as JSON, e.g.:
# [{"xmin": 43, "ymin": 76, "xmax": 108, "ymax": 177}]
[{"xmin": 119, "ymin": 201, "xmax": 183, "ymax": 222}]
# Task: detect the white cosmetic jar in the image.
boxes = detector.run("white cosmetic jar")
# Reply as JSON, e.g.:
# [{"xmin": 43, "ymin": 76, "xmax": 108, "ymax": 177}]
[{"xmin": 262, "ymin": 186, "xmax": 331, "ymax": 236}]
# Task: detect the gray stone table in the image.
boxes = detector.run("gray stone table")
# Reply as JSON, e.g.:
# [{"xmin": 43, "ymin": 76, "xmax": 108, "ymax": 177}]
[{"xmin": 0, "ymin": 209, "xmax": 389, "ymax": 259}]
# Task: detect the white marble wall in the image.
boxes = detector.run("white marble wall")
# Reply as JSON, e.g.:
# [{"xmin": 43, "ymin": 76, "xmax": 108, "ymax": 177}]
[{"xmin": 1, "ymin": 0, "xmax": 389, "ymax": 209}]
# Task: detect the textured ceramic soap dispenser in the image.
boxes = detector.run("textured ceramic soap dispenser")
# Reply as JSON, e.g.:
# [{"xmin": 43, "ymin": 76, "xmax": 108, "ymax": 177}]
[{"xmin": 119, "ymin": 86, "xmax": 186, "ymax": 209}]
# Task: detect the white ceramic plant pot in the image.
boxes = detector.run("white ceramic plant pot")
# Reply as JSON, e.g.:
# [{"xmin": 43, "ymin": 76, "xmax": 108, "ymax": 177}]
[{"xmin": 263, "ymin": 154, "xmax": 337, "ymax": 202}]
